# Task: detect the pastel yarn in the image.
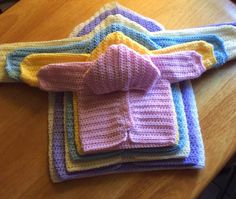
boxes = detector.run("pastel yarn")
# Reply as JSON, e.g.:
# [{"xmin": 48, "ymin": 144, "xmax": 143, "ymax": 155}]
[
  {"xmin": 39, "ymin": 46, "xmax": 207, "ymax": 173},
  {"xmin": 48, "ymin": 83, "xmax": 201, "ymax": 181},
  {"xmin": 56, "ymin": 27, "xmax": 223, "ymax": 173},
  {"xmin": 70, "ymin": 2, "xmax": 164, "ymax": 37},
  {"xmin": 0, "ymin": 12, "xmax": 164, "ymax": 82},
  {"xmin": 50, "ymin": 82, "xmax": 204, "ymax": 182},
  {"xmin": 20, "ymin": 35, "xmax": 216, "ymax": 87},
  {"xmin": 39, "ymin": 45, "xmax": 206, "ymax": 153},
  {"xmin": 62, "ymin": 85, "xmax": 189, "ymax": 172},
  {"xmin": 6, "ymin": 23, "xmax": 229, "ymax": 80},
  {"xmin": 26, "ymin": 35, "xmax": 215, "ymax": 156},
  {"xmin": 2, "ymin": 21, "xmax": 235, "ymax": 82},
  {"xmin": 35, "ymin": 30, "xmax": 218, "ymax": 155},
  {"xmin": 48, "ymin": 8, "xmax": 233, "ymax": 182}
]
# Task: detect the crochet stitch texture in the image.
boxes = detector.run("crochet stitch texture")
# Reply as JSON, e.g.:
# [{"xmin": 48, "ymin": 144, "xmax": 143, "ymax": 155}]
[
  {"xmin": 39, "ymin": 45, "xmax": 206, "ymax": 153},
  {"xmin": 21, "ymin": 34, "xmax": 215, "ymax": 156}
]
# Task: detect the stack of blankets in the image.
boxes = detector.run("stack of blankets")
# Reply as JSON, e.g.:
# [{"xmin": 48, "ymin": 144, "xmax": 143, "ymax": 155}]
[{"xmin": 0, "ymin": 2, "xmax": 235, "ymax": 183}]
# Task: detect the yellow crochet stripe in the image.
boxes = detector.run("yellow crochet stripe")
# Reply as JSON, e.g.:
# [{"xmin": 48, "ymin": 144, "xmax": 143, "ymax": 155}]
[
  {"xmin": 0, "ymin": 39, "xmax": 78, "ymax": 82},
  {"xmin": 20, "ymin": 31, "xmax": 216, "ymax": 86},
  {"xmin": 0, "ymin": 14, "xmax": 156, "ymax": 82}
]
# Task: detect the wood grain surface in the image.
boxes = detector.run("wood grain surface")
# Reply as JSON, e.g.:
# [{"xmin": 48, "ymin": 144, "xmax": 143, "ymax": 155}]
[{"xmin": 0, "ymin": 0, "xmax": 235, "ymax": 199}]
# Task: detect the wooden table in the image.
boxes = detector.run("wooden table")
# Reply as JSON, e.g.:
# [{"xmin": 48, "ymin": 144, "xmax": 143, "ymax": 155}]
[{"xmin": 0, "ymin": 0, "xmax": 235, "ymax": 198}]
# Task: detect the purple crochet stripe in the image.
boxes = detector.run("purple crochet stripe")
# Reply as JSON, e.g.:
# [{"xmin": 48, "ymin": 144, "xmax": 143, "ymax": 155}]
[
  {"xmin": 205, "ymin": 22, "xmax": 236, "ymax": 27},
  {"xmin": 77, "ymin": 7, "xmax": 163, "ymax": 36},
  {"xmin": 52, "ymin": 81, "xmax": 203, "ymax": 181}
]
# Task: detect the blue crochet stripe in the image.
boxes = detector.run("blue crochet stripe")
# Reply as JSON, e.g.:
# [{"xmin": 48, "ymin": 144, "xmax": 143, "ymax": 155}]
[{"xmin": 6, "ymin": 23, "xmax": 228, "ymax": 80}]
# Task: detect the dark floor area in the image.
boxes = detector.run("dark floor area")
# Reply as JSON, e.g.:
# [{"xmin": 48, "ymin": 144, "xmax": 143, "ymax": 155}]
[
  {"xmin": 199, "ymin": 155, "xmax": 236, "ymax": 199},
  {"xmin": 0, "ymin": 0, "xmax": 18, "ymax": 14}
]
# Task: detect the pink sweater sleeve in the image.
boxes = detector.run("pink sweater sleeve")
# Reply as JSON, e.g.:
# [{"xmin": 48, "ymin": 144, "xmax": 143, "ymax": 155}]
[
  {"xmin": 38, "ymin": 45, "xmax": 206, "ymax": 93},
  {"xmin": 150, "ymin": 51, "xmax": 206, "ymax": 83},
  {"xmin": 38, "ymin": 62, "xmax": 90, "ymax": 92}
]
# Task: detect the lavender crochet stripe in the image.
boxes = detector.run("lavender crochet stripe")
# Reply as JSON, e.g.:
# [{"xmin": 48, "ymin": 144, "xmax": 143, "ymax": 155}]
[
  {"xmin": 52, "ymin": 81, "xmax": 203, "ymax": 181},
  {"xmin": 77, "ymin": 7, "xmax": 163, "ymax": 36},
  {"xmin": 77, "ymin": 7, "xmax": 235, "ymax": 37}
]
